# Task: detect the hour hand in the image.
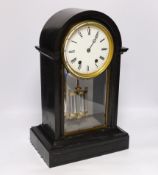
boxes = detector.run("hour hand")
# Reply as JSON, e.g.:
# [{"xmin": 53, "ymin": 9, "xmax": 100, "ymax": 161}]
[{"xmin": 87, "ymin": 31, "xmax": 99, "ymax": 53}]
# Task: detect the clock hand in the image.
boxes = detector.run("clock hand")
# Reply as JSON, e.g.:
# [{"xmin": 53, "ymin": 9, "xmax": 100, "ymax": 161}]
[{"xmin": 87, "ymin": 31, "xmax": 99, "ymax": 53}]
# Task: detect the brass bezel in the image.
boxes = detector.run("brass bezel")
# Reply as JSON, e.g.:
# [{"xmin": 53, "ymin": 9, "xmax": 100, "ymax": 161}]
[{"xmin": 62, "ymin": 20, "xmax": 114, "ymax": 79}]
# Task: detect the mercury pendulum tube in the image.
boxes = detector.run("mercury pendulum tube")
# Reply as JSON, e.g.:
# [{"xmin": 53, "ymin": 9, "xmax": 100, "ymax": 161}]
[{"xmin": 64, "ymin": 72, "xmax": 88, "ymax": 120}]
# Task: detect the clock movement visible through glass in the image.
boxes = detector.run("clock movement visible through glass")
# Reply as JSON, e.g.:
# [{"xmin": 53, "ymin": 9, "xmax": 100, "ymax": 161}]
[{"xmin": 63, "ymin": 20, "xmax": 113, "ymax": 135}]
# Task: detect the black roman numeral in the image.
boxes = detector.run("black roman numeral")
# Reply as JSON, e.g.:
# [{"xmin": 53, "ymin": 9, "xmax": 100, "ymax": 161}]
[
  {"xmin": 71, "ymin": 40, "xmax": 77, "ymax": 44},
  {"xmin": 87, "ymin": 27, "xmax": 91, "ymax": 35},
  {"xmin": 71, "ymin": 57, "xmax": 77, "ymax": 63},
  {"xmin": 69, "ymin": 50, "xmax": 75, "ymax": 53},
  {"xmin": 100, "ymin": 56, "xmax": 104, "ymax": 60},
  {"xmin": 101, "ymin": 48, "xmax": 107, "ymax": 51},
  {"xmin": 78, "ymin": 30, "xmax": 83, "ymax": 38},
  {"xmin": 78, "ymin": 64, "xmax": 81, "ymax": 70},
  {"xmin": 100, "ymin": 38, "xmax": 105, "ymax": 43},
  {"xmin": 87, "ymin": 65, "xmax": 89, "ymax": 71}
]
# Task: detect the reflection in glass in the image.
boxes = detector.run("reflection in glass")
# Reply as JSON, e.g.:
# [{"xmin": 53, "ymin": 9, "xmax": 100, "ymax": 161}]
[{"xmin": 64, "ymin": 69, "xmax": 107, "ymax": 134}]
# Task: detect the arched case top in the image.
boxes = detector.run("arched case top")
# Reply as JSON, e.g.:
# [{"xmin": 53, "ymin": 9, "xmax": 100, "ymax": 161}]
[{"xmin": 39, "ymin": 8, "xmax": 122, "ymax": 61}]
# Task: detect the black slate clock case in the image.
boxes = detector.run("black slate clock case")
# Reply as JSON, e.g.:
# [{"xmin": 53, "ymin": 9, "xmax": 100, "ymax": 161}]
[{"xmin": 30, "ymin": 8, "xmax": 129, "ymax": 167}]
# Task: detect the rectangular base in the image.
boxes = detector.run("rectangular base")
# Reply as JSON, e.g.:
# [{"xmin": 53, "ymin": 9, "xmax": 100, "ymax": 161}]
[{"xmin": 30, "ymin": 125, "xmax": 129, "ymax": 167}]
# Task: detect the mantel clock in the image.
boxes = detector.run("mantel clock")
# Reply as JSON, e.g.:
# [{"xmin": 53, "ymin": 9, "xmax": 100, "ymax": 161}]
[{"xmin": 30, "ymin": 8, "xmax": 129, "ymax": 167}]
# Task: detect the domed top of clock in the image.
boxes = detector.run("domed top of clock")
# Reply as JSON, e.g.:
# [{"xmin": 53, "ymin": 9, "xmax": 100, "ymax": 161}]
[{"xmin": 38, "ymin": 8, "xmax": 123, "ymax": 78}]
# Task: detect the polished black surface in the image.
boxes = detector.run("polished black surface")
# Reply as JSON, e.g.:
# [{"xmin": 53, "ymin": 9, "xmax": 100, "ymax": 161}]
[
  {"xmin": 30, "ymin": 125, "xmax": 129, "ymax": 167},
  {"xmin": 30, "ymin": 8, "xmax": 129, "ymax": 167}
]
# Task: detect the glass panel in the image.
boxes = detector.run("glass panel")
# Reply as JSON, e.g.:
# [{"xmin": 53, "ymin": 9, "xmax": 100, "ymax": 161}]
[{"xmin": 64, "ymin": 69, "xmax": 107, "ymax": 134}]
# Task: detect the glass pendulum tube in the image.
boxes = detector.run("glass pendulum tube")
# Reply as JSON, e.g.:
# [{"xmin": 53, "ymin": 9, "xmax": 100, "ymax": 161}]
[
  {"xmin": 78, "ymin": 88, "xmax": 88, "ymax": 119},
  {"xmin": 67, "ymin": 90, "xmax": 77, "ymax": 119},
  {"xmin": 65, "ymin": 78, "xmax": 88, "ymax": 120},
  {"xmin": 75, "ymin": 80, "xmax": 88, "ymax": 119}
]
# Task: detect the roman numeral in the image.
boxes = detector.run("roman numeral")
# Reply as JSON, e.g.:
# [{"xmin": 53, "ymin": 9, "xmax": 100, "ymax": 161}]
[
  {"xmin": 69, "ymin": 50, "xmax": 75, "ymax": 53},
  {"xmin": 71, "ymin": 40, "xmax": 77, "ymax": 44},
  {"xmin": 100, "ymin": 38, "xmax": 105, "ymax": 43},
  {"xmin": 71, "ymin": 57, "xmax": 77, "ymax": 63},
  {"xmin": 87, "ymin": 65, "xmax": 89, "ymax": 71},
  {"xmin": 101, "ymin": 48, "xmax": 107, "ymax": 51},
  {"xmin": 78, "ymin": 30, "xmax": 83, "ymax": 38},
  {"xmin": 87, "ymin": 27, "xmax": 91, "ymax": 35},
  {"xmin": 78, "ymin": 64, "xmax": 81, "ymax": 70},
  {"xmin": 100, "ymin": 56, "xmax": 104, "ymax": 60}
]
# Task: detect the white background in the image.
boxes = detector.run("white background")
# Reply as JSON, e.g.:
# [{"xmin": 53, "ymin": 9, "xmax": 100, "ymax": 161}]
[{"xmin": 0, "ymin": 0, "xmax": 158, "ymax": 174}]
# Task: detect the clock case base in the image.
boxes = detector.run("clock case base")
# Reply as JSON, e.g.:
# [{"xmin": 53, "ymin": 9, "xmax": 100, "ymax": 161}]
[{"xmin": 30, "ymin": 125, "xmax": 129, "ymax": 167}]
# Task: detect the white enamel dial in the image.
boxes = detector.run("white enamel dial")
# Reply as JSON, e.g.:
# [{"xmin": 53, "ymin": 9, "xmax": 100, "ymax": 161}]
[{"xmin": 63, "ymin": 21, "xmax": 114, "ymax": 78}]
